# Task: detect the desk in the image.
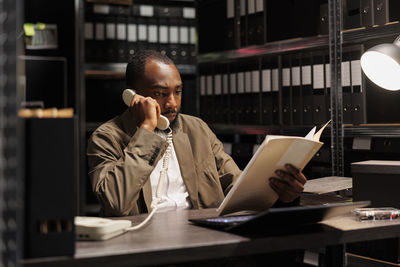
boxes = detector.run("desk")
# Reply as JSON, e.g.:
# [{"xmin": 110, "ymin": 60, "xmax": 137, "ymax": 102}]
[{"xmin": 22, "ymin": 208, "xmax": 400, "ymax": 267}]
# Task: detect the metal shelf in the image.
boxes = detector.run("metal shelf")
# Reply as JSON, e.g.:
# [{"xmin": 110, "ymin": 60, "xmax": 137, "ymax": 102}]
[
  {"xmin": 209, "ymin": 123, "xmax": 324, "ymax": 137},
  {"xmin": 85, "ymin": 62, "xmax": 196, "ymax": 76},
  {"xmin": 197, "ymin": 35, "xmax": 329, "ymax": 64},
  {"xmin": 344, "ymin": 124, "xmax": 400, "ymax": 138},
  {"xmin": 197, "ymin": 22, "xmax": 400, "ymax": 65},
  {"xmin": 343, "ymin": 21, "xmax": 400, "ymax": 45},
  {"xmin": 209, "ymin": 123, "xmax": 400, "ymax": 138}
]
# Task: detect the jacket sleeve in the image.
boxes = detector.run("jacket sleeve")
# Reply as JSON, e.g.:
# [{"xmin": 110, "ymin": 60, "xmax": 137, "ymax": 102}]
[
  {"xmin": 204, "ymin": 122, "xmax": 242, "ymax": 195},
  {"xmin": 87, "ymin": 127, "xmax": 168, "ymax": 216}
]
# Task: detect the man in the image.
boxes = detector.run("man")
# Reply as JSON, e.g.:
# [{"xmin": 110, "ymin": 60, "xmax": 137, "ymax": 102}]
[{"xmin": 87, "ymin": 50, "xmax": 306, "ymax": 217}]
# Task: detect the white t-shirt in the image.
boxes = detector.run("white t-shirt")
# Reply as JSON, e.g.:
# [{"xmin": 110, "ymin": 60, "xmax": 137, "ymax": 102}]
[{"xmin": 149, "ymin": 131, "xmax": 191, "ymax": 212}]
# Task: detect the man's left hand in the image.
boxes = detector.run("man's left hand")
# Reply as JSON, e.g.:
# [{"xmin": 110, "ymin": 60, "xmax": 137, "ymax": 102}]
[{"xmin": 269, "ymin": 164, "xmax": 307, "ymax": 203}]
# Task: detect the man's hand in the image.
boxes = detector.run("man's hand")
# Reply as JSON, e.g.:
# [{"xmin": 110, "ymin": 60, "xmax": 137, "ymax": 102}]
[
  {"xmin": 269, "ymin": 164, "xmax": 307, "ymax": 203},
  {"xmin": 129, "ymin": 94, "xmax": 161, "ymax": 132}
]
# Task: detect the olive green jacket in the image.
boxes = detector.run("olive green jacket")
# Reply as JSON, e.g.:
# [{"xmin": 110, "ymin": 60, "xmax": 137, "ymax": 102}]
[{"xmin": 87, "ymin": 110, "xmax": 242, "ymax": 216}]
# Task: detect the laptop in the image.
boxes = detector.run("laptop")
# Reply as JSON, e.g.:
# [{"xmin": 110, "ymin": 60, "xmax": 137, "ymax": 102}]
[{"xmin": 189, "ymin": 201, "xmax": 370, "ymax": 233}]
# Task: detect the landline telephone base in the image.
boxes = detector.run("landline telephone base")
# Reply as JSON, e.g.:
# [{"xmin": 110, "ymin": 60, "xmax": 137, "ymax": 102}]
[{"xmin": 75, "ymin": 216, "xmax": 132, "ymax": 241}]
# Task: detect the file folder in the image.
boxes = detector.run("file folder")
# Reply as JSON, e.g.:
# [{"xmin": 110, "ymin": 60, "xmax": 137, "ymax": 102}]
[
  {"xmin": 282, "ymin": 59, "xmax": 292, "ymax": 125},
  {"xmin": 127, "ymin": 17, "xmax": 138, "ymax": 58},
  {"xmin": 342, "ymin": 52, "xmax": 352, "ymax": 124},
  {"xmin": 301, "ymin": 57, "xmax": 313, "ymax": 125},
  {"xmin": 291, "ymin": 57, "xmax": 302, "ymax": 125},
  {"xmin": 222, "ymin": 72, "xmax": 231, "ymax": 123},
  {"xmin": 206, "ymin": 73, "xmax": 215, "ymax": 123},
  {"xmin": 105, "ymin": 18, "xmax": 117, "ymax": 62},
  {"xmin": 225, "ymin": 0, "xmax": 236, "ymax": 50},
  {"xmin": 271, "ymin": 67, "xmax": 280, "ymax": 125},
  {"xmin": 229, "ymin": 71, "xmax": 238, "ymax": 124},
  {"xmin": 116, "ymin": 17, "xmax": 128, "ymax": 62},
  {"xmin": 84, "ymin": 20, "xmax": 95, "ymax": 62},
  {"xmin": 318, "ymin": 3, "xmax": 329, "ymax": 35},
  {"xmin": 168, "ymin": 19, "xmax": 180, "ymax": 63},
  {"xmin": 361, "ymin": 0, "xmax": 374, "ymax": 27},
  {"xmin": 312, "ymin": 54, "xmax": 328, "ymax": 125},
  {"xmin": 373, "ymin": 0, "xmax": 400, "ymax": 26},
  {"xmin": 261, "ymin": 67, "xmax": 273, "ymax": 125},
  {"xmin": 147, "ymin": 18, "xmax": 159, "ymax": 54},
  {"xmin": 247, "ymin": 0, "xmax": 265, "ymax": 45},
  {"xmin": 240, "ymin": 0, "xmax": 247, "ymax": 47},
  {"xmin": 158, "ymin": 18, "xmax": 169, "ymax": 57},
  {"xmin": 137, "ymin": 17, "xmax": 148, "ymax": 50},
  {"xmin": 94, "ymin": 20, "xmax": 106, "ymax": 62},
  {"xmin": 343, "ymin": 0, "xmax": 362, "ymax": 30}
]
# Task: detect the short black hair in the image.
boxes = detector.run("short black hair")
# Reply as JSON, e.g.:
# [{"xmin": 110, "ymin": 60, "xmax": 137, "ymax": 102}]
[{"xmin": 125, "ymin": 50, "xmax": 174, "ymax": 88}]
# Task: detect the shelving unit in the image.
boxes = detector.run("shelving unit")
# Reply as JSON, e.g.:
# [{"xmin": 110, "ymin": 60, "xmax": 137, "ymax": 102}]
[{"xmin": 196, "ymin": 0, "xmax": 400, "ymax": 178}]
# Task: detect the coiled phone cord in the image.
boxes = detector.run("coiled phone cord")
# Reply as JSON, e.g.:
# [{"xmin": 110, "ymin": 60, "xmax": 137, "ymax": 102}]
[{"xmin": 126, "ymin": 127, "xmax": 173, "ymax": 231}]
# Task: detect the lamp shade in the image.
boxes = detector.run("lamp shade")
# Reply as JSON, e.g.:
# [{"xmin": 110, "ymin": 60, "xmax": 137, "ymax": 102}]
[{"xmin": 360, "ymin": 36, "xmax": 400, "ymax": 91}]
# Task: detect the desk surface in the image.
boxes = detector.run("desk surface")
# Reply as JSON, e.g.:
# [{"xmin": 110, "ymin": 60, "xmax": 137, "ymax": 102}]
[{"xmin": 23, "ymin": 208, "xmax": 400, "ymax": 267}]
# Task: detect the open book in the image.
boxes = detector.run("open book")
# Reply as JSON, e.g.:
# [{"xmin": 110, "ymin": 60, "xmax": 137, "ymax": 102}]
[{"xmin": 217, "ymin": 121, "xmax": 331, "ymax": 216}]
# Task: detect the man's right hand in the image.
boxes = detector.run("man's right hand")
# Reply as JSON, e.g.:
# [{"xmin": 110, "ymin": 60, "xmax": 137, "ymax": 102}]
[{"xmin": 129, "ymin": 94, "xmax": 161, "ymax": 132}]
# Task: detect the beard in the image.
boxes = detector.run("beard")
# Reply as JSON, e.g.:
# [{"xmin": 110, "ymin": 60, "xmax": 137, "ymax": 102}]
[{"xmin": 162, "ymin": 109, "xmax": 180, "ymax": 130}]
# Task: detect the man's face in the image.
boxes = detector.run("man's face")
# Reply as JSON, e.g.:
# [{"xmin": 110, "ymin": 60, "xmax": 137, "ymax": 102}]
[{"xmin": 135, "ymin": 59, "xmax": 182, "ymax": 123}]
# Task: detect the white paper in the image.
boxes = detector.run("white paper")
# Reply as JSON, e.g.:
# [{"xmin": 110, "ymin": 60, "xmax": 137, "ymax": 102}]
[
  {"xmin": 277, "ymin": 140, "xmax": 316, "ymax": 167},
  {"xmin": 292, "ymin": 66, "xmax": 300, "ymax": 86},
  {"xmin": 169, "ymin": 26, "xmax": 179, "ymax": 44},
  {"xmin": 138, "ymin": 24, "xmax": 147, "ymax": 41},
  {"xmin": 248, "ymin": 0, "xmax": 256, "ymax": 14},
  {"xmin": 227, "ymin": 0, "xmax": 235, "ymax": 18},
  {"xmin": 313, "ymin": 64, "xmax": 324, "ymax": 89},
  {"xmin": 183, "ymin": 7, "xmax": 196, "ymax": 19},
  {"xmin": 305, "ymin": 126, "xmax": 316, "ymax": 139},
  {"xmin": 351, "ymin": 60, "xmax": 362, "ymax": 87},
  {"xmin": 159, "ymin": 26, "xmax": 168, "ymax": 44},
  {"xmin": 223, "ymin": 74, "xmax": 229, "ymax": 94},
  {"xmin": 262, "ymin": 69, "xmax": 271, "ymax": 92},
  {"xmin": 206, "ymin": 75, "xmax": 213, "ymax": 95},
  {"xmin": 245, "ymin": 71, "xmax": 252, "ymax": 92},
  {"xmin": 214, "ymin": 74, "xmax": 222, "ymax": 95},
  {"xmin": 272, "ymin": 68, "xmax": 279, "ymax": 92},
  {"xmin": 252, "ymin": 70, "xmax": 260, "ymax": 92},
  {"xmin": 95, "ymin": 23, "xmax": 105, "ymax": 40},
  {"xmin": 179, "ymin": 26, "xmax": 189, "ymax": 44},
  {"xmin": 302, "ymin": 65, "xmax": 312, "ymax": 85},
  {"xmin": 116, "ymin": 24, "xmax": 126, "ymax": 41},
  {"xmin": 93, "ymin": 4, "xmax": 110, "ymax": 14},
  {"xmin": 230, "ymin": 73, "xmax": 236, "ymax": 93},
  {"xmin": 127, "ymin": 24, "xmax": 137, "ymax": 42},
  {"xmin": 342, "ymin": 61, "xmax": 351, "ymax": 87},
  {"xmin": 282, "ymin": 68, "xmax": 290, "ymax": 87},
  {"xmin": 200, "ymin": 76, "xmax": 206, "ymax": 96},
  {"xmin": 238, "ymin": 72, "xmax": 245, "ymax": 93},
  {"xmin": 140, "ymin": 5, "xmax": 154, "ymax": 17},
  {"xmin": 84, "ymin": 23, "xmax": 93, "ymax": 40}
]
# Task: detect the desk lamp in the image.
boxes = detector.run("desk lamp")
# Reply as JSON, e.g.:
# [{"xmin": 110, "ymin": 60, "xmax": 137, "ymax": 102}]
[{"xmin": 360, "ymin": 35, "xmax": 400, "ymax": 91}]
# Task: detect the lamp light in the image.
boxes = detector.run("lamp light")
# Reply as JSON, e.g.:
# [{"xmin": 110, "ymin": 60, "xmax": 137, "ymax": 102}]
[{"xmin": 360, "ymin": 35, "xmax": 400, "ymax": 91}]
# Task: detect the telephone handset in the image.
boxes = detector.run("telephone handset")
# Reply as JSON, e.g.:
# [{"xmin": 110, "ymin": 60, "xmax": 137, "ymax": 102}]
[{"xmin": 122, "ymin": 89, "xmax": 170, "ymax": 130}]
